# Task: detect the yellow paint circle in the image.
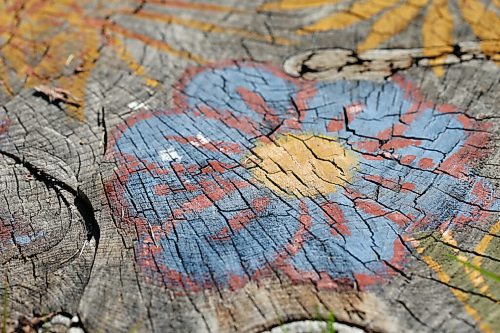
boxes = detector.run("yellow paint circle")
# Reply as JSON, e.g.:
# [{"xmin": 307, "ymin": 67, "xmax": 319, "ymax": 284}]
[{"xmin": 245, "ymin": 134, "xmax": 358, "ymax": 198}]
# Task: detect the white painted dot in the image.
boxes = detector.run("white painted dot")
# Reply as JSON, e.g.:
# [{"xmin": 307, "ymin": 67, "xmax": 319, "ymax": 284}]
[
  {"xmin": 159, "ymin": 147, "xmax": 182, "ymax": 162},
  {"xmin": 127, "ymin": 101, "xmax": 149, "ymax": 110},
  {"xmin": 190, "ymin": 132, "xmax": 210, "ymax": 147}
]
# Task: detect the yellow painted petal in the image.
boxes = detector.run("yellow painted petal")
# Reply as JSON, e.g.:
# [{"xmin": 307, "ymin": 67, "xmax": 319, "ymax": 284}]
[
  {"xmin": 0, "ymin": 1, "xmax": 39, "ymax": 84},
  {"xmin": 358, "ymin": 0, "xmax": 429, "ymax": 53},
  {"xmin": 472, "ymin": 221, "xmax": 500, "ymax": 268},
  {"xmin": 441, "ymin": 231, "xmax": 495, "ymax": 299},
  {"xmin": 0, "ymin": 1, "xmax": 17, "ymax": 32},
  {"xmin": 123, "ymin": 10, "xmax": 292, "ymax": 45},
  {"xmin": 415, "ymin": 239, "xmax": 494, "ymax": 333},
  {"xmin": 422, "ymin": 0, "xmax": 453, "ymax": 76},
  {"xmin": 107, "ymin": 23, "xmax": 208, "ymax": 65},
  {"xmin": 109, "ymin": 36, "xmax": 159, "ymax": 88},
  {"xmin": 458, "ymin": 0, "xmax": 500, "ymax": 38},
  {"xmin": 1, "ymin": 37, "xmax": 31, "ymax": 83},
  {"xmin": 25, "ymin": 33, "xmax": 79, "ymax": 86},
  {"xmin": 299, "ymin": 0, "xmax": 399, "ymax": 34},
  {"xmin": 50, "ymin": 27, "xmax": 100, "ymax": 121},
  {"xmin": 144, "ymin": 0, "xmax": 245, "ymax": 14},
  {"xmin": 260, "ymin": 0, "xmax": 343, "ymax": 11},
  {"xmin": 0, "ymin": 60, "xmax": 14, "ymax": 96},
  {"xmin": 14, "ymin": 1, "xmax": 102, "ymax": 121},
  {"xmin": 56, "ymin": 53, "xmax": 100, "ymax": 120},
  {"xmin": 457, "ymin": 0, "xmax": 500, "ymax": 60}
]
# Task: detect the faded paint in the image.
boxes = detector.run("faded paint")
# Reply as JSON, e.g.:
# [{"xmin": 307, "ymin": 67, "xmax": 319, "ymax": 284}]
[
  {"xmin": 0, "ymin": 209, "xmax": 43, "ymax": 252},
  {"xmin": 107, "ymin": 61, "xmax": 497, "ymax": 293},
  {"xmin": 0, "ymin": 119, "xmax": 9, "ymax": 141},
  {"xmin": 0, "ymin": 1, "xmax": 286, "ymax": 120},
  {"xmin": 249, "ymin": 134, "xmax": 358, "ymax": 197},
  {"xmin": 411, "ymin": 226, "xmax": 499, "ymax": 333},
  {"xmin": 262, "ymin": 0, "xmax": 500, "ymax": 75}
]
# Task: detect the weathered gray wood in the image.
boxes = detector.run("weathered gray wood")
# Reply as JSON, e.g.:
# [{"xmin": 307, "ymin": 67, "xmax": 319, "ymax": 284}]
[{"xmin": 0, "ymin": 1, "xmax": 498, "ymax": 332}]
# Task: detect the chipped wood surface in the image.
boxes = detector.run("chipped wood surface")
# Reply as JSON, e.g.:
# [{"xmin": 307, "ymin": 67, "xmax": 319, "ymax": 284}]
[
  {"xmin": 283, "ymin": 42, "xmax": 491, "ymax": 81},
  {"xmin": 0, "ymin": 1, "xmax": 499, "ymax": 332}
]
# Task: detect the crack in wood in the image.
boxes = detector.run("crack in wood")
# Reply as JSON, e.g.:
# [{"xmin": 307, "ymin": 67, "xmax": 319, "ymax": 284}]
[
  {"xmin": 0, "ymin": 149, "xmax": 100, "ymax": 248},
  {"xmin": 105, "ymin": 61, "xmax": 498, "ymax": 303}
]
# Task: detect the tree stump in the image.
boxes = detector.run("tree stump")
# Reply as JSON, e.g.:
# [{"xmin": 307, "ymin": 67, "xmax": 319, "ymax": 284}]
[{"xmin": 0, "ymin": 1, "xmax": 498, "ymax": 332}]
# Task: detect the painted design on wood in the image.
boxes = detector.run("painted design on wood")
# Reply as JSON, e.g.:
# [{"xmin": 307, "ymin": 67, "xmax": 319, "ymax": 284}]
[
  {"xmin": 409, "ymin": 222, "xmax": 500, "ymax": 333},
  {"xmin": 260, "ymin": 0, "xmax": 500, "ymax": 76},
  {"xmin": 107, "ymin": 61, "xmax": 498, "ymax": 292},
  {"xmin": 0, "ymin": 208, "xmax": 44, "ymax": 259},
  {"xmin": 0, "ymin": 1, "xmax": 284, "ymax": 120}
]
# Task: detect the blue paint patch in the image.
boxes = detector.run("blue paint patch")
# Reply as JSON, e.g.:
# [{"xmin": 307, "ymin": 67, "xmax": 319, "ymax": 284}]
[
  {"xmin": 14, "ymin": 231, "xmax": 44, "ymax": 246},
  {"xmin": 108, "ymin": 61, "xmax": 498, "ymax": 291}
]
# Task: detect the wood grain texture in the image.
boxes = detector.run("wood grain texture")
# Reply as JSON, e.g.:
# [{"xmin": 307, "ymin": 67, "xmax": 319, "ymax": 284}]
[{"xmin": 0, "ymin": 1, "xmax": 498, "ymax": 332}]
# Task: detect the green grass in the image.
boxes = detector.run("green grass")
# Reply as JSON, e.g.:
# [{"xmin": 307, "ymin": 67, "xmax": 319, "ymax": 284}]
[
  {"xmin": 324, "ymin": 311, "xmax": 335, "ymax": 333},
  {"xmin": 446, "ymin": 254, "xmax": 500, "ymax": 282},
  {"xmin": 314, "ymin": 306, "xmax": 336, "ymax": 333}
]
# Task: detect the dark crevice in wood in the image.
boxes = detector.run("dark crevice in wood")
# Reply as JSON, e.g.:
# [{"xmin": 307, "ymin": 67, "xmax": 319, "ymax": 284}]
[
  {"xmin": 97, "ymin": 106, "xmax": 108, "ymax": 155},
  {"xmin": 395, "ymin": 300, "xmax": 429, "ymax": 328},
  {"xmin": 0, "ymin": 149, "xmax": 100, "ymax": 250}
]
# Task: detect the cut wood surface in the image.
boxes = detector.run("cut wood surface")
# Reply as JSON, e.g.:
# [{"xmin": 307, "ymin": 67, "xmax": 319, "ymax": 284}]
[{"xmin": 0, "ymin": 1, "xmax": 498, "ymax": 332}]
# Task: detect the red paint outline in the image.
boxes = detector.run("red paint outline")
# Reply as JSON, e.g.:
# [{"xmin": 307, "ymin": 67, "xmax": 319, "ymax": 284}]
[{"xmin": 104, "ymin": 63, "xmax": 495, "ymax": 294}]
